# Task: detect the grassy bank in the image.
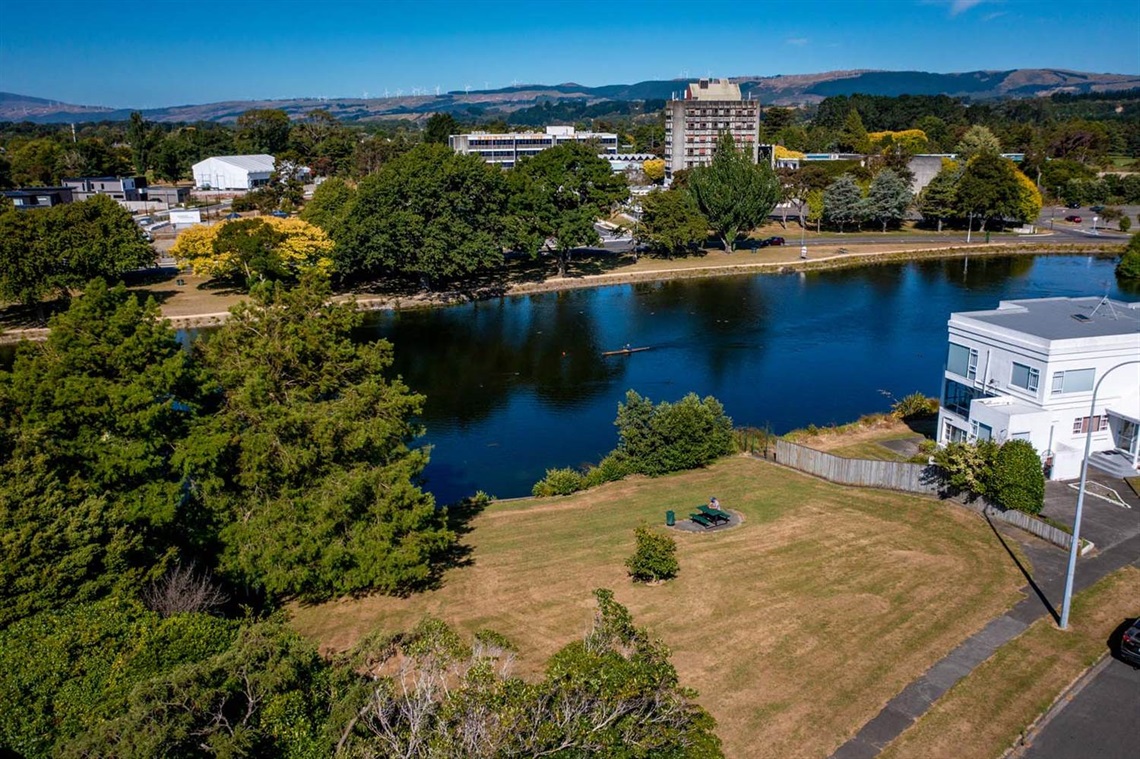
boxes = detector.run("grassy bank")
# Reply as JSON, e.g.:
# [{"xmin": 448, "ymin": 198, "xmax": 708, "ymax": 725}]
[
  {"xmin": 879, "ymin": 566, "xmax": 1140, "ymax": 759},
  {"xmin": 289, "ymin": 456, "xmax": 1026, "ymax": 759}
]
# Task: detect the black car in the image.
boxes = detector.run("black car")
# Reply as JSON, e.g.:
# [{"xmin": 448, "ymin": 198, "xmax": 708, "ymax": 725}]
[
  {"xmin": 1067, "ymin": 202, "xmax": 1081, "ymax": 209},
  {"xmin": 766, "ymin": 236, "xmax": 786, "ymax": 246},
  {"xmin": 1120, "ymin": 618, "xmax": 1140, "ymax": 667}
]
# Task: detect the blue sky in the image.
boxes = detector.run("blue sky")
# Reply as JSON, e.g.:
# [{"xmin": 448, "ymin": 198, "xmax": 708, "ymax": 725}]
[{"xmin": 1, "ymin": 0, "xmax": 1138, "ymax": 108}]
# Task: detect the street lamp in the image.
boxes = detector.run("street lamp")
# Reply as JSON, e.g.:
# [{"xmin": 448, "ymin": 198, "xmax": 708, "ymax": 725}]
[
  {"xmin": 1092, "ymin": 216, "xmax": 1098, "ymax": 235},
  {"xmin": 1059, "ymin": 359, "xmax": 1140, "ymax": 629}
]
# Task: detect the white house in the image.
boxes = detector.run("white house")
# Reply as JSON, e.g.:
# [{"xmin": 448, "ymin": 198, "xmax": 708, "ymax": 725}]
[
  {"xmin": 191, "ymin": 155, "xmax": 275, "ymax": 191},
  {"xmin": 937, "ymin": 296, "xmax": 1140, "ymax": 481}
]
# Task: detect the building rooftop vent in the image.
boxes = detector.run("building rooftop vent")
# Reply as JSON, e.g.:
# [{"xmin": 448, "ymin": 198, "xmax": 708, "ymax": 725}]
[{"xmin": 1071, "ymin": 313, "xmax": 1092, "ymax": 323}]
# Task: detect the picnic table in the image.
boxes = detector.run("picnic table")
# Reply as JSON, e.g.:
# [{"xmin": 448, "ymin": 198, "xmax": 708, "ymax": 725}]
[{"xmin": 697, "ymin": 505, "xmax": 731, "ymax": 524}]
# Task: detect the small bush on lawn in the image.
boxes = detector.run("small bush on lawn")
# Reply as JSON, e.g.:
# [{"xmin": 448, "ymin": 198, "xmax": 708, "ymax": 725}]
[
  {"xmin": 531, "ymin": 467, "xmax": 584, "ymax": 497},
  {"xmin": 992, "ymin": 438, "xmax": 1045, "ymax": 514},
  {"xmin": 625, "ymin": 524, "xmax": 679, "ymax": 583},
  {"xmin": 933, "ymin": 440, "xmax": 999, "ymax": 500}
]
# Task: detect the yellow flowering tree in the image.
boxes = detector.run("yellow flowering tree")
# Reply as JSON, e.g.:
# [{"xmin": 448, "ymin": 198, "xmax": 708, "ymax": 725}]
[
  {"xmin": 1013, "ymin": 169, "xmax": 1044, "ymax": 225},
  {"xmin": 171, "ymin": 217, "xmax": 334, "ymax": 286},
  {"xmin": 642, "ymin": 158, "xmax": 666, "ymax": 183}
]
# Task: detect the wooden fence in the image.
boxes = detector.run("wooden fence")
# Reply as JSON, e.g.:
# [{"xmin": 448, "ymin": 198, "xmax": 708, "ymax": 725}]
[
  {"xmin": 773, "ymin": 439, "xmax": 1073, "ymax": 550},
  {"xmin": 774, "ymin": 439, "xmax": 941, "ymax": 494},
  {"xmin": 985, "ymin": 506, "xmax": 1073, "ymax": 550}
]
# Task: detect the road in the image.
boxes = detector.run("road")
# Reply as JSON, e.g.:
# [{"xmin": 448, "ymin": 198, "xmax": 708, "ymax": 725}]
[{"xmin": 1022, "ymin": 656, "xmax": 1140, "ymax": 759}]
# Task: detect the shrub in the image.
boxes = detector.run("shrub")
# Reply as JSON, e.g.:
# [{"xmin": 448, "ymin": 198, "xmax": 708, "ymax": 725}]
[
  {"xmin": 625, "ymin": 525, "xmax": 679, "ymax": 583},
  {"xmin": 582, "ymin": 452, "xmax": 633, "ymax": 489},
  {"xmin": 932, "ymin": 440, "xmax": 998, "ymax": 499},
  {"xmin": 531, "ymin": 467, "xmax": 584, "ymax": 497},
  {"xmin": 891, "ymin": 392, "xmax": 939, "ymax": 420},
  {"xmin": 615, "ymin": 390, "xmax": 734, "ymax": 476},
  {"xmin": 992, "ymin": 439, "xmax": 1045, "ymax": 514},
  {"xmin": 1117, "ymin": 233, "xmax": 1140, "ymax": 280},
  {"xmin": 1121, "ymin": 216, "xmax": 1132, "ymax": 233}
]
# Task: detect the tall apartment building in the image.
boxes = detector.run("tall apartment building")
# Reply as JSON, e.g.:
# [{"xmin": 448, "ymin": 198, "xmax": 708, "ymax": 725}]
[
  {"xmin": 664, "ymin": 78, "xmax": 761, "ymax": 178},
  {"xmin": 448, "ymin": 126, "xmax": 618, "ymax": 169}
]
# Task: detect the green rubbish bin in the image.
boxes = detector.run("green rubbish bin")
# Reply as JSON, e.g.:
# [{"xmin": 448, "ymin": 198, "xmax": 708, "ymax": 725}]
[{"xmin": 665, "ymin": 510, "xmax": 675, "ymax": 526}]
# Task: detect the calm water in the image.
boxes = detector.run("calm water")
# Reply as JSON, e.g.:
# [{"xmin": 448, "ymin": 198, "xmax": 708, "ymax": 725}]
[
  {"xmin": 3, "ymin": 254, "xmax": 1133, "ymax": 504},
  {"xmin": 356, "ymin": 255, "xmax": 1137, "ymax": 504}
]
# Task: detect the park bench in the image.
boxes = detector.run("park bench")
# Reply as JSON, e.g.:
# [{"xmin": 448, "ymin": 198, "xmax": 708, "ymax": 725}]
[
  {"xmin": 689, "ymin": 512, "xmax": 716, "ymax": 528},
  {"xmin": 697, "ymin": 505, "xmax": 730, "ymax": 524}
]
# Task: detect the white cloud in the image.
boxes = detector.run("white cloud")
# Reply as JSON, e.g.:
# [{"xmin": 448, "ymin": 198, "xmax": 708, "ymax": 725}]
[
  {"xmin": 786, "ymin": 37, "xmax": 809, "ymax": 46},
  {"xmin": 983, "ymin": 10, "xmax": 1007, "ymax": 20},
  {"xmin": 950, "ymin": 0, "xmax": 985, "ymax": 15}
]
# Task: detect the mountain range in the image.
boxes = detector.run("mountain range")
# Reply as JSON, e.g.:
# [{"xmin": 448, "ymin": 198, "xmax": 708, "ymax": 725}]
[{"xmin": 3, "ymin": 68, "xmax": 1138, "ymax": 124}]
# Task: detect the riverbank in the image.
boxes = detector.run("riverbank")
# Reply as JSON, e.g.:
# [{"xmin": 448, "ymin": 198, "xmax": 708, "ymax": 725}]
[{"xmin": 0, "ymin": 239, "xmax": 1123, "ymax": 345}]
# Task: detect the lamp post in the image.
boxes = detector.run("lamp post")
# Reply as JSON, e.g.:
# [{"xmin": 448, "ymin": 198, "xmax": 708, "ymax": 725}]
[{"xmin": 1059, "ymin": 359, "xmax": 1140, "ymax": 629}]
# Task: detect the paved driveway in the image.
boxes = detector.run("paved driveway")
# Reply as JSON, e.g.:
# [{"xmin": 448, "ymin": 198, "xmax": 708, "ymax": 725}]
[{"xmin": 1040, "ymin": 473, "xmax": 1140, "ymax": 554}]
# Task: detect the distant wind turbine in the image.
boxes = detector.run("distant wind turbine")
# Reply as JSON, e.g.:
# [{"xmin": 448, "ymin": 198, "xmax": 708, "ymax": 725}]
[
  {"xmin": 464, "ymin": 83, "xmax": 471, "ymax": 95},
  {"xmin": 435, "ymin": 85, "xmax": 440, "ymax": 96}
]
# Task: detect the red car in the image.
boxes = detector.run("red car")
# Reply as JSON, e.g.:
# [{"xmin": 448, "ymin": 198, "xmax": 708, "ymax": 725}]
[
  {"xmin": 765, "ymin": 236, "xmax": 786, "ymax": 246},
  {"xmin": 1064, "ymin": 215, "xmax": 1082, "ymax": 223}
]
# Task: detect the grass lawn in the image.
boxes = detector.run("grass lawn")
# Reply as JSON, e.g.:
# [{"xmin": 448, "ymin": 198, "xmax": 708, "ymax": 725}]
[
  {"xmin": 290, "ymin": 456, "xmax": 1026, "ymax": 759},
  {"xmin": 786, "ymin": 416, "xmax": 931, "ymax": 462},
  {"xmin": 879, "ymin": 565, "xmax": 1140, "ymax": 759}
]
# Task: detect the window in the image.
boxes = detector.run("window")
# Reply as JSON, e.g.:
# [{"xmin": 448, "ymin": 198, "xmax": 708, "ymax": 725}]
[
  {"xmin": 1051, "ymin": 368, "xmax": 1094, "ymax": 394},
  {"xmin": 1010, "ymin": 363, "xmax": 1040, "ymax": 392},
  {"xmin": 944, "ymin": 421, "xmax": 968, "ymax": 443},
  {"xmin": 947, "ymin": 343, "xmax": 978, "ymax": 380},
  {"xmin": 972, "ymin": 421, "xmax": 993, "ymax": 442},
  {"xmin": 1011, "ymin": 432, "xmax": 1031, "ymax": 441},
  {"xmin": 1073, "ymin": 415, "xmax": 1109, "ymax": 434},
  {"xmin": 943, "ymin": 379, "xmax": 981, "ymax": 418}
]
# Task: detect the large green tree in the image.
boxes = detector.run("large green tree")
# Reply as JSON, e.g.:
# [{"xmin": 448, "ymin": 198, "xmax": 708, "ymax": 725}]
[
  {"xmin": 917, "ymin": 163, "xmax": 961, "ymax": 231},
  {"xmin": 235, "ymin": 108, "xmax": 292, "ymax": 154},
  {"xmin": 508, "ymin": 141, "xmax": 629, "ymax": 276},
  {"xmin": 687, "ymin": 133, "xmax": 780, "ymax": 251},
  {"xmin": 299, "ymin": 176, "xmax": 356, "ymax": 232},
  {"xmin": 179, "ymin": 275, "xmax": 454, "ymax": 601},
  {"xmin": 0, "ymin": 194, "xmax": 153, "ymax": 306},
  {"xmin": 956, "ymin": 153, "xmax": 1028, "ymax": 230},
  {"xmin": 1116, "ymin": 232, "xmax": 1140, "ymax": 280},
  {"xmin": 823, "ymin": 173, "xmax": 866, "ymax": 232},
  {"xmin": 423, "ymin": 112, "xmax": 460, "ymax": 145},
  {"xmin": 635, "ymin": 187, "xmax": 709, "ymax": 257},
  {"xmin": 865, "ymin": 168, "xmax": 913, "ymax": 232},
  {"xmin": 332, "ymin": 143, "xmax": 509, "ymax": 286},
  {"xmin": 0, "ymin": 281, "xmax": 205, "ymax": 626},
  {"xmin": 954, "ymin": 124, "xmax": 1002, "ymax": 162},
  {"xmin": 0, "ymin": 599, "xmax": 237, "ymax": 758}
]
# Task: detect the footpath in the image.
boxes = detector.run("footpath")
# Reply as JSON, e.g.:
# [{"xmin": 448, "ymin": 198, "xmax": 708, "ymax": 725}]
[{"xmin": 828, "ymin": 526, "xmax": 1140, "ymax": 759}]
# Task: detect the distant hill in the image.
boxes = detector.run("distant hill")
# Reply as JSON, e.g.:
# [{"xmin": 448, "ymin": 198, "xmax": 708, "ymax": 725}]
[{"xmin": 3, "ymin": 68, "xmax": 1139, "ymax": 124}]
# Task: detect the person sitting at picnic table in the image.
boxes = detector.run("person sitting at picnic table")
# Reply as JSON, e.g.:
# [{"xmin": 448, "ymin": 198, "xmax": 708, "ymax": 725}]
[{"xmin": 709, "ymin": 496, "xmax": 721, "ymax": 510}]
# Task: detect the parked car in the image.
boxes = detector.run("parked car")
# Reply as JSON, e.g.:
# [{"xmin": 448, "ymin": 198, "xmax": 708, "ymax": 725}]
[
  {"xmin": 1064, "ymin": 215, "xmax": 1082, "ymax": 223},
  {"xmin": 1119, "ymin": 618, "xmax": 1140, "ymax": 667},
  {"xmin": 766, "ymin": 236, "xmax": 786, "ymax": 246},
  {"xmin": 1067, "ymin": 202, "xmax": 1081, "ymax": 209},
  {"xmin": 224, "ymin": 212, "xmax": 242, "ymax": 220},
  {"xmin": 269, "ymin": 210, "xmax": 289, "ymax": 218},
  {"xmin": 1090, "ymin": 204, "xmax": 1106, "ymax": 213}
]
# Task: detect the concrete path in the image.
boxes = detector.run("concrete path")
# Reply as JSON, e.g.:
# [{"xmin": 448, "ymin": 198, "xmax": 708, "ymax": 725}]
[{"xmin": 828, "ymin": 521, "xmax": 1140, "ymax": 759}]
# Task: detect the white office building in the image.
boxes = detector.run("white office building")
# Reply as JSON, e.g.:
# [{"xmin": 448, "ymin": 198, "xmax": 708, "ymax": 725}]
[
  {"xmin": 664, "ymin": 78, "xmax": 761, "ymax": 178},
  {"xmin": 448, "ymin": 126, "xmax": 619, "ymax": 169},
  {"xmin": 192, "ymin": 154, "xmax": 276, "ymax": 190},
  {"xmin": 937, "ymin": 296, "xmax": 1140, "ymax": 481}
]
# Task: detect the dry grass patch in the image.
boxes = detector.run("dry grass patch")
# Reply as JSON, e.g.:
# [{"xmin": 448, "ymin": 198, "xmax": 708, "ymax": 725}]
[
  {"xmin": 880, "ymin": 565, "xmax": 1140, "ymax": 759},
  {"xmin": 290, "ymin": 456, "xmax": 1026, "ymax": 759}
]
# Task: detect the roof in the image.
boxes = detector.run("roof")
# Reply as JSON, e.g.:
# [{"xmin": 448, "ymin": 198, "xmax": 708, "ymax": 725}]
[
  {"xmin": 3, "ymin": 187, "xmax": 72, "ymax": 196},
  {"xmin": 686, "ymin": 78, "xmax": 742, "ymax": 101},
  {"xmin": 954, "ymin": 297, "xmax": 1140, "ymax": 341},
  {"xmin": 196, "ymin": 154, "xmax": 276, "ymax": 173}
]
